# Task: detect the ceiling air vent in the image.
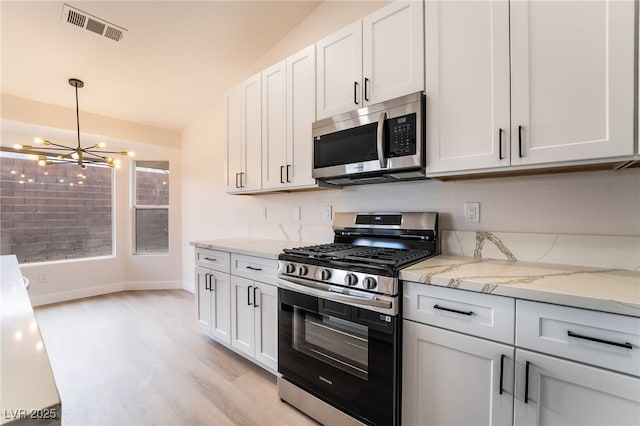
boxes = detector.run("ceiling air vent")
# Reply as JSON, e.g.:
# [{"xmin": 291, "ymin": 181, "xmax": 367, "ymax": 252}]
[{"xmin": 61, "ymin": 4, "xmax": 127, "ymax": 42}]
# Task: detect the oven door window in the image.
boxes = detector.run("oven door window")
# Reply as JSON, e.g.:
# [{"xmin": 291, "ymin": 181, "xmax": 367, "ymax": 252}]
[{"xmin": 293, "ymin": 307, "xmax": 369, "ymax": 380}]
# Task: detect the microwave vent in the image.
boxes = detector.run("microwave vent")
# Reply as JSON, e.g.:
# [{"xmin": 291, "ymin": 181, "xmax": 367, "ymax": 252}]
[{"xmin": 62, "ymin": 4, "xmax": 126, "ymax": 42}]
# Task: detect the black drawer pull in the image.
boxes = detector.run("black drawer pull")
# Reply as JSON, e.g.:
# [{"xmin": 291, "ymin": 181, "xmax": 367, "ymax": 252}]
[
  {"xmin": 433, "ymin": 304, "xmax": 474, "ymax": 316},
  {"xmin": 524, "ymin": 361, "xmax": 530, "ymax": 404},
  {"xmin": 567, "ymin": 331, "xmax": 633, "ymax": 350},
  {"xmin": 246, "ymin": 266, "xmax": 263, "ymax": 271},
  {"xmin": 499, "ymin": 354, "xmax": 505, "ymax": 395},
  {"xmin": 203, "ymin": 257, "xmax": 217, "ymax": 262}
]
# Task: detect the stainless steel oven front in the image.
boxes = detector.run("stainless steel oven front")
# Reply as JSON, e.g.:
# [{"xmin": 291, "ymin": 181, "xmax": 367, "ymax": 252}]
[{"xmin": 277, "ymin": 276, "xmax": 400, "ymax": 426}]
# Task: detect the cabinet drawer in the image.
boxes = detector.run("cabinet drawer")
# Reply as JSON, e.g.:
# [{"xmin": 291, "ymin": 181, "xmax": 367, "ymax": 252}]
[
  {"xmin": 231, "ymin": 254, "xmax": 278, "ymax": 285},
  {"xmin": 403, "ymin": 283, "xmax": 515, "ymax": 344},
  {"xmin": 195, "ymin": 248, "xmax": 231, "ymax": 273},
  {"xmin": 516, "ymin": 300, "xmax": 640, "ymax": 377}
]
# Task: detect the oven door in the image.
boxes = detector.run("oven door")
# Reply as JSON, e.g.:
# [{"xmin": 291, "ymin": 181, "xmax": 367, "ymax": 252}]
[{"xmin": 278, "ymin": 284, "xmax": 399, "ymax": 425}]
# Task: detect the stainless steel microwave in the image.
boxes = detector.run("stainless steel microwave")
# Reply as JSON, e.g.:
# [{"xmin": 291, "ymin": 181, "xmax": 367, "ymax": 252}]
[{"xmin": 312, "ymin": 92, "xmax": 425, "ymax": 186}]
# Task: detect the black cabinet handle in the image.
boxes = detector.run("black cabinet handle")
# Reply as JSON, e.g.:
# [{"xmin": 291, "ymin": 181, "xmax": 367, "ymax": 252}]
[
  {"xmin": 354, "ymin": 81, "xmax": 359, "ymax": 105},
  {"xmin": 209, "ymin": 274, "xmax": 215, "ymax": 292},
  {"xmin": 280, "ymin": 166, "xmax": 285, "ymax": 184},
  {"xmin": 203, "ymin": 257, "xmax": 216, "ymax": 262},
  {"xmin": 239, "ymin": 172, "xmax": 244, "ymax": 188},
  {"xmin": 286, "ymin": 165, "xmax": 291, "ymax": 183},
  {"xmin": 567, "ymin": 330, "xmax": 633, "ymax": 350},
  {"xmin": 247, "ymin": 285, "xmax": 253, "ymax": 306},
  {"xmin": 433, "ymin": 304, "xmax": 474, "ymax": 316},
  {"xmin": 364, "ymin": 77, "xmax": 370, "ymax": 102},
  {"xmin": 204, "ymin": 273, "xmax": 210, "ymax": 291},
  {"xmin": 246, "ymin": 266, "xmax": 263, "ymax": 271},
  {"xmin": 518, "ymin": 125, "xmax": 523, "ymax": 158},
  {"xmin": 498, "ymin": 128, "xmax": 504, "ymax": 160},
  {"xmin": 235, "ymin": 172, "xmax": 240, "ymax": 188},
  {"xmin": 253, "ymin": 287, "xmax": 259, "ymax": 308},
  {"xmin": 499, "ymin": 354, "xmax": 505, "ymax": 395},
  {"xmin": 524, "ymin": 361, "xmax": 530, "ymax": 404}
]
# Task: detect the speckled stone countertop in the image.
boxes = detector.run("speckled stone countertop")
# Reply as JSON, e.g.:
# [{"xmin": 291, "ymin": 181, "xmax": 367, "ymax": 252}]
[
  {"xmin": 400, "ymin": 256, "xmax": 640, "ymax": 317},
  {"xmin": 190, "ymin": 238, "xmax": 316, "ymax": 259}
]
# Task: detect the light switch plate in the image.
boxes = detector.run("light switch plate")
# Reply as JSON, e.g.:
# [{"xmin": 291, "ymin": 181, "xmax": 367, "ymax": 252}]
[
  {"xmin": 292, "ymin": 206, "xmax": 301, "ymax": 221},
  {"xmin": 323, "ymin": 205, "xmax": 332, "ymax": 220}
]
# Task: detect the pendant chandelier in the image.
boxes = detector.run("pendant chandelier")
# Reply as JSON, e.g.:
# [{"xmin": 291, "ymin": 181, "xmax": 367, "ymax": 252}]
[{"xmin": 12, "ymin": 78, "xmax": 134, "ymax": 169}]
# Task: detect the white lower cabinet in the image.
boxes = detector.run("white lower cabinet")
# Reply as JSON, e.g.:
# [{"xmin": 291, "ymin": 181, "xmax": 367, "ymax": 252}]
[
  {"xmin": 514, "ymin": 349, "xmax": 640, "ymax": 426},
  {"xmin": 402, "ymin": 284, "xmax": 640, "ymax": 426},
  {"xmin": 403, "ymin": 320, "xmax": 514, "ymax": 426},
  {"xmin": 195, "ymin": 247, "xmax": 278, "ymax": 373},
  {"xmin": 230, "ymin": 275, "xmax": 278, "ymax": 371},
  {"xmin": 196, "ymin": 267, "xmax": 231, "ymax": 345}
]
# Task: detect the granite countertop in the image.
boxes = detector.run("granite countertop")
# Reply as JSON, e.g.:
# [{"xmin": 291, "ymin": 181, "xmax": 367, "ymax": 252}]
[
  {"xmin": 0, "ymin": 255, "xmax": 61, "ymax": 425},
  {"xmin": 400, "ymin": 255, "xmax": 640, "ymax": 317},
  {"xmin": 190, "ymin": 238, "xmax": 315, "ymax": 259}
]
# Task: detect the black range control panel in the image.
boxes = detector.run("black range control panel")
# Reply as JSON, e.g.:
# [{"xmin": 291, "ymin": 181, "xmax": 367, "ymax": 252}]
[{"xmin": 387, "ymin": 113, "xmax": 417, "ymax": 157}]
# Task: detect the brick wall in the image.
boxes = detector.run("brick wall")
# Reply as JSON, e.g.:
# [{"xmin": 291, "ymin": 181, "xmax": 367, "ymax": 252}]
[{"xmin": 0, "ymin": 157, "xmax": 170, "ymax": 263}]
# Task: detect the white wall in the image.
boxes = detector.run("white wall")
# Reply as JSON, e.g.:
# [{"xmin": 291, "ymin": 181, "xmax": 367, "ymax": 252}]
[
  {"xmin": 180, "ymin": 1, "xmax": 640, "ymax": 287},
  {"xmin": 2, "ymin": 97, "xmax": 184, "ymax": 305}
]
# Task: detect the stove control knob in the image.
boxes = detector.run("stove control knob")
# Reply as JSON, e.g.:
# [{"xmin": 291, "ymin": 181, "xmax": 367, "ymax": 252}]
[
  {"xmin": 285, "ymin": 263, "xmax": 296, "ymax": 274},
  {"xmin": 363, "ymin": 277, "xmax": 377, "ymax": 290},
  {"xmin": 297, "ymin": 265, "xmax": 309, "ymax": 276},
  {"xmin": 320, "ymin": 269, "xmax": 332, "ymax": 281},
  {"xmin": 345, "ymin": 273, "xmax": 358, "ymax": 286}
]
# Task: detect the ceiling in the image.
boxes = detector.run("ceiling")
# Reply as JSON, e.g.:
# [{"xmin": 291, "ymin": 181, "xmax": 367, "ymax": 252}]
[{"xmin": 1, "ymin": 1, "xmax": 322, "ymax": 133}]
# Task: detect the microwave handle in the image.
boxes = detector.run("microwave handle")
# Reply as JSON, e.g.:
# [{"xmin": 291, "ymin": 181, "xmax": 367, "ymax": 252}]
[{"xmin": 377, "ymin": 112, "xmax": 388, "ymax": 168}]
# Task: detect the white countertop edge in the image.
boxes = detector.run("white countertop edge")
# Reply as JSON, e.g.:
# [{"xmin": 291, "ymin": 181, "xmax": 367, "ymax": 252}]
[{"xmin": 190, "ymin": 238, "xmax": 316, "ymax": 260}]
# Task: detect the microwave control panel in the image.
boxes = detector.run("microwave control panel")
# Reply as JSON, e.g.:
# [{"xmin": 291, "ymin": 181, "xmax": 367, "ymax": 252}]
[{"xmin": 387, "ymin": 113, "xmax": 417, "ymax": 157}]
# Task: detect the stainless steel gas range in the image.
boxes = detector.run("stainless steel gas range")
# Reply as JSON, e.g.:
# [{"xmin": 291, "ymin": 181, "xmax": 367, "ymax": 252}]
[{"xmin": 276, "ymin": 212, "xmax": 439, "ymax": 425}]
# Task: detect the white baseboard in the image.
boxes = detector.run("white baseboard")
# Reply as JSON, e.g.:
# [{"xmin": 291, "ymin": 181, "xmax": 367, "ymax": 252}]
[
  {"xmin": 182, "ymin": 281, "xmax": 195, "ymax": 293},
  {"xmin": 30, "ymin": 281, "xmax": 185, "ymax": 307}
]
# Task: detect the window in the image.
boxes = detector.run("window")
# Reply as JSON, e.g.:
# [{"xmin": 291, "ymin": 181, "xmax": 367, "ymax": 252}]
[
  {"xmin": 0, "ymin": 151, "xmax": 113, "ymax": 263},
  {"xmin": 133, "ymin": 161, "xmax": 169, "ymax": 254}
]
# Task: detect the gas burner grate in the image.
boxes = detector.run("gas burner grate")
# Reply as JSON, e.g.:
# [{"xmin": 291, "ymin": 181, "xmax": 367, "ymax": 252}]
[
  {"xmin": 344, "ymin": 247, "xmax": 434, "ymax": 266},
  {"xmin": 283, "ymin": 243, "xmax": 359, "ymax": 256}
]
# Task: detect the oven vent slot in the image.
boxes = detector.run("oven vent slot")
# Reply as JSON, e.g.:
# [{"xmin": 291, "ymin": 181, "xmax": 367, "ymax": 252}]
[{"xmin": 61, "ymin": 4, "xmax": 127, "ymax": 42}]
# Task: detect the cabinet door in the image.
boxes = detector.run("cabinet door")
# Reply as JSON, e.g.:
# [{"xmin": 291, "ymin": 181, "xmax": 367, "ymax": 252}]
[
  {"xmin": 195, "ymin": 266, "xmax": 212, "ymax": 333},
  {"xmin": 403, "ymin": 320, "xmax": 514, "ymax": 426},
  {"xmin": 286, "ymin": 45, "xmax": 317, "ymax": 188},
  {"xmin": 425, "ymin": 0, "xmax": 511, "ymax": 174},
  {"xmin": 510, "ymin": 0, "xmax": 635, "ymax": 165},
  {"xmin": 261, "ymin": 61, "xmax": 287, "ymax": 190},
  {"xmin": 514, "ymin": 349, "xmax": 640, "ymax": 426},
  {"xmin": 253, "ymin": 282, "xmax": 278, "ymax": 371},
  {"xmin": 240, "ymin": 73, "xmax": 262, "ymax": 191},
  {"xmin": 363, "ymin": 1, "xmax": 424, "ymax": 105},
  {"xmin": 208, "ymin": 269, "xmax": 231, "ymax": 345},
  {"xmin": 316, "ymin": 21, "xmax": 363, "ymax": 119},
  {"xmin": 230, "ymin": 275, "xmax": 255, "ymax": 357},
  {"xmin": 224, "ymin": 86, "xmax": 243, "ymax": 192}
]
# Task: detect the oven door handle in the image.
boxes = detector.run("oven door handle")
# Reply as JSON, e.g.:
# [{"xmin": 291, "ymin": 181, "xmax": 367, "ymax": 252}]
[
  {"xmin": 277, "ymin": 277, "xmax": 396, "ymax": 315},
  {"xmin": 377, "ymin": 112, "xmax": 388, "ymax": 168}
]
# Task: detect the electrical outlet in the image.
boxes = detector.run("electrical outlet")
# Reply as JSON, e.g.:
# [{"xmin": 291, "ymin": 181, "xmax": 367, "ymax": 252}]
[
  {"xmin": 323, "ymin": 205, "xmax": 333, "ymax": 220},
  {"xmin": 261, "ymin": 207, "xmax": 267, "ymax": 220},
  {"xmin": 464, "ymin": 202, "xmax": 480, "ymax": 223}
]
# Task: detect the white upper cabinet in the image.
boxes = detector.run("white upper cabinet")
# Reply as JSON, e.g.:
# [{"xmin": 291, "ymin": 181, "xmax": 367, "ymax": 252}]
[
  {"xmin": 362, "ymin": 0, "xmax": 424, "ymax": 105},
  {"xmin": 316, "ymin": 1, "xmax": 424, "ymax": 120},
  {"xmin": 262, "ymin": 45, "xmax": 317, "ymax": 191},
  {"xmin": 425, "ymin": 0, "xmax": 511, "ymax": 173},
  {"xmin": 316, "ymin": 21, "xmax": 363, "ymax": 119},
  {"xmin": 226, "ymin": 74, "xmax": 262, "ymax": 193},
  {"xmin": 286, "ymin": 45, "xmax": 317, "ymax": 188},
  {"xmin": 510, "ymin": 0, "xmax": 635, "ymax": 165},
  {"xmin": 224, "ymin": 86, "xmax": 242, "ymax": 192},
  {"xmin": 261, "ymin": 61, "xmax": 288, "ymax": 190},
  {"xmin": 426, "ymin": 0, "xmax": 636, "ymax": 175}
]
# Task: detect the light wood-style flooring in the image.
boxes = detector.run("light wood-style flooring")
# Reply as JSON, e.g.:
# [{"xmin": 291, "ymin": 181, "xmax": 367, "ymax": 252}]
[{"xmin": 35, "ymin": 290, "xmax": 317, "ymax": 426}]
